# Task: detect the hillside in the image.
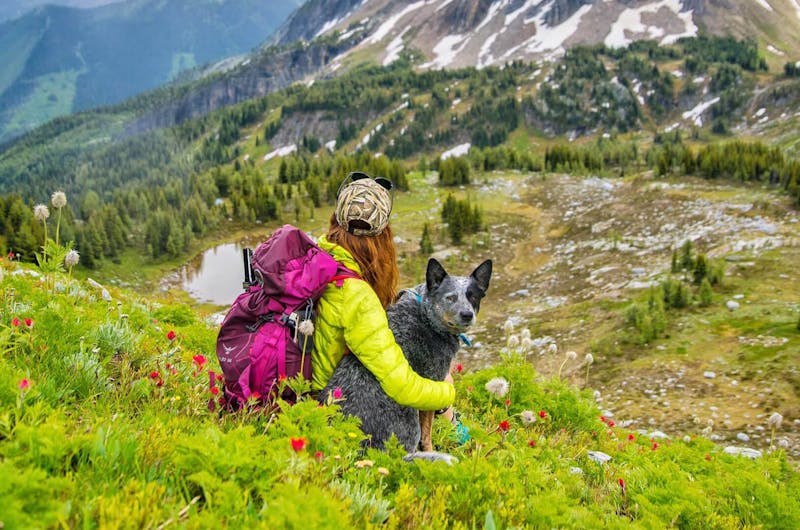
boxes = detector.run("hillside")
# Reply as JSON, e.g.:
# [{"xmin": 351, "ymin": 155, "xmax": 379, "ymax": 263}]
[
  {"xmin": 0, "ymin": 0, "xmax": 303, "ymax": 143},
  {"xmin": 0, "ymin": 0, "xmax": 122, "ymax": 23},
  {"xmin": 1, "ymin": 179, "xmax": 799, "ymax": 527}
]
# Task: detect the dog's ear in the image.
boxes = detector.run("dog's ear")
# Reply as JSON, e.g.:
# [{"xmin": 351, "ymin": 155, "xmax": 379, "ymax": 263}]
[
  {"xmin": 470, "ymin": 259, "xmax": 492, "ymax": 293},
  {"xmin": 426, "ymin": 258, "xmax": 448, "ymax": 292}
]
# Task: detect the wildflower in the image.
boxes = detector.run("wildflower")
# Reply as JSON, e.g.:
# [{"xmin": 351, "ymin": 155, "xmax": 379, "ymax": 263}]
[
  {"xmin": 332, "ymin": 387, "xmax": 343, "ymax": 400},
  {"xmin": 652, "ymin": 442, "xmax": 659, "ymax": 451},
  {"xmin": 166, "ymin": 330, "xmax": 177, "ymax": 341},
  {"xmin": 538, "ymin": 410, "xmax": 547, "ymax": 419},
  {"xmin": 607, "ymin": 420, "xmax": 615, "ymax": 428},
  {"xmin": 290, "ymin": 437, "xmax": 307, "ymax": 452},
  {"xmin": 24, "ymin": 318, "xmax": 33, "ymax": 328},
  {"xmin": 51, "ymin": 191, "xmax": 67, "ymax": 209},
  {"xmin": 6, "ymin": 251, "xmax": 12, "ymax": 259},
  {"xmin": 149, "ymin": 371, "xmax": 160, "ymax": 379},
  {"xmin": 627, "ymin": 433, "xmax": 635, "ymax": 441},
  {"xmin": 600, "ymin": 415, "xmax": 607, "ymax": 423},
  {"xmin": 528, "ymin": 440, "xmax": 536, "ymax": 447},
  {"xmin": 278, "ymin": 373, "xmax": 287, "ymax": 382},
  {"xmin": 192, "ymin": 355, "xmax": 207, "ymax": 369},
  {"xmin": 454, "ymin": 363, "xmax": 463, "ymax": 374},
  {"xmin": 19, "ymin": 379, "xmax": 30, "ymax": 391},
  {"xmin": 467, "ymin": 385, "xmax": 473, "ymax": 393},
  {"xmin": 585, "ymin": 353, "xmax": 594, "ymax": 365},
  {"xmin": 156, "ymin": 378, "xmax": 164, "ymax": 387},
  {"xmin": 566, "ymin": 350, "xmax": 578, "ymax": 361},
  {"xmin": 210, "ymin": 387, "xmax": 220, "ymax": 395},
  {"xmin": 355, "ymin": 459, "xmax": 374, "ymax": 468},
  {"xmin": 520, "ymin": 410, "xmax": 537, "ymax": 425},
  {"xmin": 34, "ymin": 204, "xmax": 50, "ymax": 221},
  {"xmin": 505, "ymin": 399, "xmax": 511, "ymax": 407},
  {"xmin": 767, "ymin": 412, "xmax": 783, "ymax": 429},
  {"xmin": 485, "ymin": 377, "xmax": 510, "ymax": 398},
  {"xmin": 314, "ymin": 451, "xmax": 324, "ymax": 460},
  {"xmin": 704, "ymin": 454, "xmax": 712, "ymax": 461},
  {"xmin": 557, "ymin": 350, "xmax": 576, "ymax": 378},
  {"xmin": 502, "ymin": 318, "xmax": 514, "ymax": 335},
  {"xmin": 521, "ymin": 328, "xmax": 531, "ymax": 340},
  {"xmin": 521, "ymin": 337, "xmax": 534, "ymax": 352},
  {"xmin": 498, "ymin": 420, "xmax": 511, "ymax": 432},
  {"xmin": 65, "ymin": 250, "xmax": 80, "ymax": 267},
  {"xmin": 11, "ymin": 317, "xmax": 20, "ymax": 327},
  {"xmin": 547, "ymin": 343, "xmax": 558, "ymax": 355},
  {"xmin": 507, "ymin": 334, "xmax": 520, "ymax": 348},
  {"xmin": 618, "ymin": 478, "xmax": 627, "ymax": 494},
  {"xmin": 376, "ymin": 467, "xmax": 390, "ymax": 476}
]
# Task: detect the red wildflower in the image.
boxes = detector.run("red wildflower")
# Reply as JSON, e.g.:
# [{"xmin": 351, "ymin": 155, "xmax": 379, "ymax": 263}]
[
  {"xmin": 455, "ymin": 364, "xmax": 463, "ymax": 374},
  {"xmin": 607, "ymin": 420, "xmax": 615, "ymax": 428},
  {"xmin": 166, "ymin": 330, "xmax": 177, "ymax": 341},
  {"xmin": 332, "ymin": 387, "xmax": 343, "ymax": 400},
  {"xmin": 600, "ymin": 415, "xmax": 606, "ymax": 423},
  {"xmin": 498, "ymin": 420, "xmax": 511, "ymax": 432},
  {"xmin": 216, "ymin": 373, "xmax": 224, "ymax": 382},
  {"xmin": 251, "ymin": 391, "xmax": 261, "ymax": 401},
  {"xmin": 467, "ymin": 385, "xmax": 473, "ymax": 393},
  {"xmin": 19, "ymin": 379, "xmax": 30, "ymax": 390},
  {"xmin": 627, "ymin": 434, "xmax": 635, "ymax": 441},
  {"xmin": 156, "ymin": 378, "xmax": 164, "ymax": 387},
  {"xmin": 24, "ymin": 318, "xmax": 33, "ymax": 328},
  {"xmin": 290, "ymin": 437, "xmax": 307, "ymax": 452},
  {"xmin": 538, "ymin": 410, "xmax": 547, "ymax": 419},
  {"xmin": 528, "ymin": 439, "xmax": 536, "ymax": 447},
  {"xmin": 278, "ymin": 373, "xmax": 287, "ymax": 382},
  {"xmin": 149, "ymin": 371, "xmax": 160, "ymax": 380},
  {"xmin": 210, "ymin": 387, "xmax": 220, "ymax": 395},
  {"xmin": 652, "ymin": 442, "xmax": 659, "ymax": 451},
  {"xmin": 11, "ymin": 317, "xmax": 20, "ymax": 327},
  {"xmin": 192, "ymin": 355, "xmax": 207, "ymax": 369},
  {"xmin": 505, "ymin": 399, "xmax": 511, "ymax": 407},
  {"xmin": 6, "ymin": 251, "xmax": 12, "ymax": 259},
  {"xmin": 618, "ymin": 478, "xmax": 627, "ymax": 493},
  {"xmin": 704, "ymin": 454, "xmax": 712, "ymax": 461},
  {"xmin": 314, "ymin": 451, "xmax": 324, "ymax": 461}
]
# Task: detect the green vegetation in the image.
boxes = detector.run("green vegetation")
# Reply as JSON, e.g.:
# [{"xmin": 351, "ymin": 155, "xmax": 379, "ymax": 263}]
[{"xmin": 2, "ymin": 259, "xmax": 798, "ymax": 528}]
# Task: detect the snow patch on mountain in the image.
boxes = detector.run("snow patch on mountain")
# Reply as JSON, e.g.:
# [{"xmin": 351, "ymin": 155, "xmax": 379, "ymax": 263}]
[
  {"xmin": 753, "ymin": 0, "xmax": 773, "ymax": 12},
  {"xmin": 515, "ymin": 2, "xmax": 593, "ymax": 57},
  {"xmin": 384, "ymin": 26, "xmax": 410, "ymax": 65},
  {"xmin": 605, "ymin": 0, "xmax": 697, "ymax": 48},
  {"xmin": 682, "ymin": 97, "xmax": 720, "ymax": 126},
  {"xmin": 441, "ymin": 143, "xmax": 471, "ymax": 159},
  {"xmin": 369, "ymin": 0, "xmax": 432, "ymax": 44},
  {"xmin": 422, "ymin": 34, "xmax": 470, "ymax": 68}
]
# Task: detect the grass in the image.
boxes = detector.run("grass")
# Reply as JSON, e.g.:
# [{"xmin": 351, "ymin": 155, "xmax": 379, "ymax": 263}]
[
  {"xmin": 3, "ymin": 70, "xmax": 83, "ymax": 140},
  {"xmin": 2, "ymin": 259, "xmax": 799, "ymax": 528}
]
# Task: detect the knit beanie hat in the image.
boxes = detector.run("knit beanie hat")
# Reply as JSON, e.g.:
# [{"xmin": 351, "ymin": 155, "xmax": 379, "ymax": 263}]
[{"xmin": 335, "ymin": 172, "xmax": 393, "ymax": 237}]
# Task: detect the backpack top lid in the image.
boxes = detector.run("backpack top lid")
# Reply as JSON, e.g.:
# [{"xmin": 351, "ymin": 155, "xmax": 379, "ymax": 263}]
[{"xmin": 251, "ymin": 224, "xmax": 340, "ymax": 308}]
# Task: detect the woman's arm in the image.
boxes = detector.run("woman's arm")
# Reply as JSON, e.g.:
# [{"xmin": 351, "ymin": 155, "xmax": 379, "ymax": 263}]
[{"xmin": 341, "ymin": 281, "xmax": 455, "ymax": 411}]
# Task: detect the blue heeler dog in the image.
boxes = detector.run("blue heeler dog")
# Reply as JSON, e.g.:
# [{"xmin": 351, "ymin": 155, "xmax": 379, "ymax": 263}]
[{"xmin": 321, "ymin": 258, "xmax": 492, "ymax": 452}]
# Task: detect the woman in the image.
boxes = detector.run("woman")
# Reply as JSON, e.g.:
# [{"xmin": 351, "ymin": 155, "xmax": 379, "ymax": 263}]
[{"xmin": 311, "ymin": 171, "xmax": 455, "ymax": 411}]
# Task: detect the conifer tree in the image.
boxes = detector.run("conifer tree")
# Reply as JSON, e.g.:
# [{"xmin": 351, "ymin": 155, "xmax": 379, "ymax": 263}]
[{"xmin": 420, "ymin": 223, "xmax": 433, "ymax": 255}]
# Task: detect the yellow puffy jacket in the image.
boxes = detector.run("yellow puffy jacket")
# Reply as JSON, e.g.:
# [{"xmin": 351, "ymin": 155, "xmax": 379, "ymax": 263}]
[{"xmin": 311, "ymin": 236, "xmax": 455, "ymax": 411}]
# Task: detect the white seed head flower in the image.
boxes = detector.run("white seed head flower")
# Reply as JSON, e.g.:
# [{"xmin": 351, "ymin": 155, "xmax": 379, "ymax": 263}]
[
  {"xmin": 768, "ymin": 412, "xmax": 783, "ymax": 429},
  {"xmin": 521, "ymin": 328, "xmax": 531, "ymax": 340},
  {"xmin": 566, "ymin": 350, "xmax": 578, "ymax": 361},
  {"xmin": 485, "ymin": 377, "xmax": 510, "ymax": 399},
  {"xmin": 507, "ymin": 334, "xmax": 520, "ymax": 349},
  {"xmin": 701, "ymin": 426, "xmax": 713, "ymax": 436},
  {"xmin": 64, "ymin": 250, "xmax": 80, "ymax": 267},
  {"xmin": 51, "ymin": 191, "xmax": 67, "ymax": 209},
  {"xmin": 683, "ymin": 435, "xmax": 692, "ymax": 443},
  {"xmin": 520, "ymin": 337, "xmax": 534, "ymax": 352},
  {"xmin": 520, "ymin": 410, "xmax": 537, "ymax": 425},
  {"xmin": 585, "ymin": 353, "xmax": 594, "ymax": 365},
  {"xmin": 503, "ymin": 318, "xmax": 515, "ymax": 335},
  {"xmin": 547, "ymin": 343, "xmax": 558, "ymax": 355},
  {"xmin": 34, "ymin": 204, "xmax": 50, "ymax": 221}
]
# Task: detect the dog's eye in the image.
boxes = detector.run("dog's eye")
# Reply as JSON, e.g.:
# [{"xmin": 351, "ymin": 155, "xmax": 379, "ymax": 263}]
[{"xmin": 446, "ymin": 294, "xmax": 457, "ymax": 303}]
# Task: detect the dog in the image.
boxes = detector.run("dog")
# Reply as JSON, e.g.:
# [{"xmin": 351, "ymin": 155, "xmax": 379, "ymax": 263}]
[{"xmin": 320, "ymin": 257, "xmax": 492, "ymax": 452}]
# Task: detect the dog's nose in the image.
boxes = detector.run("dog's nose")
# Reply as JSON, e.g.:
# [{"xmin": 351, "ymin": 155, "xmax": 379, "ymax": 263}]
[{"xmin": 459, "ymin": 310, "xmax": 474, "ymax": 322}]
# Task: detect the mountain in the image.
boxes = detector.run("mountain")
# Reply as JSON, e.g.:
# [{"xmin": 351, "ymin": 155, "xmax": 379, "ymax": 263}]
[
  {"xmin": 269, "ymin": 0, "xmax": 800, "ymax": 69},
  {"xmin": 0, "ymin": 0, "xmax": 123, "ymax": 23},
  {"xmin": 0, "ymin": 0, "xmax": 304, "ymax": 143}
]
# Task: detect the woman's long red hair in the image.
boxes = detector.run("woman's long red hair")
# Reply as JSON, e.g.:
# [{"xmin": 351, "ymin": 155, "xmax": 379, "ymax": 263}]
[{"xmin": 326, "ymin": 213, "xmax": 398, "ymax": 308}]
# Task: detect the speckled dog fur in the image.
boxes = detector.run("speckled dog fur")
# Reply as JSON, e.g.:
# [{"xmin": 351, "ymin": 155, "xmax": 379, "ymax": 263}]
[{"xmin": 321, "ymin": 258, "xmax": 492, "ymax": 451}]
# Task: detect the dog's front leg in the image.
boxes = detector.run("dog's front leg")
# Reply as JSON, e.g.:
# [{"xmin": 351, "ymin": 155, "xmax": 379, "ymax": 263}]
[{"xmin": 419, "ymin": 410, "xmax": 435, "ymax": 451}]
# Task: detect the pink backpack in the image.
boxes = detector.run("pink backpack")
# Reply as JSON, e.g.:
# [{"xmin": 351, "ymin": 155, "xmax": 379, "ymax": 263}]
[{"xmin": 215, "ymin": 225, "xmax": 357, "ymax": 409}]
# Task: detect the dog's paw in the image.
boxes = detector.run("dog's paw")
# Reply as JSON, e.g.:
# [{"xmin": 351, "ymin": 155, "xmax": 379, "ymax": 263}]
[{"xmin": 403, "ymin": 451, "xmax": 459, "ymax": 465}]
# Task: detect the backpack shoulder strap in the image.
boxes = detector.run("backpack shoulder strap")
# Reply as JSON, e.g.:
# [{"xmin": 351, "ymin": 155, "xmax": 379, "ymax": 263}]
[{"xmin": 330, "ymin": 266, "xmax": 361, "ymax": 288}]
